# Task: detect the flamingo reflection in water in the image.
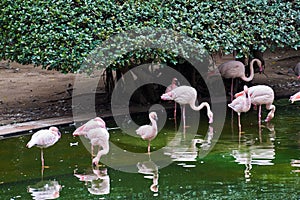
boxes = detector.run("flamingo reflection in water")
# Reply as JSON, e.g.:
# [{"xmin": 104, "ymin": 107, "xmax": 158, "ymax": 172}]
[
  {"xmin": 137, "ymin": 156, "xmax": 159, "ymax": 193},
  {"xmin": 231, "ymin": 123, "xmax": 276, "ymax": 181},
  {"xmin": 28, "ymin": 180, "xmax": 62, "ymax": 200},
  {"xmin": 74, "ymin": 167, "xmax": 110, "ymax": 195},
  {"xmin": 163, "ymin": 125, "xmax": 214, "ymax": 168}
]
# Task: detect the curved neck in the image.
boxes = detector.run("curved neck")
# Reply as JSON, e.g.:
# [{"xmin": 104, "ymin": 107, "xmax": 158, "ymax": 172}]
[
  {"xmin": 150, "ymin": 118, "xmax": 157, "ymax": 130},
  {"xmin": 190, "ymin": 101, "xmax": 211, "ymax": 114},
  {"xmin": 241, "ymin": 58, "xmax": 260, "ymax": 82},
  {"xmin": 96, "ymin": 140, "xmax": 109, "ymax": 159}
]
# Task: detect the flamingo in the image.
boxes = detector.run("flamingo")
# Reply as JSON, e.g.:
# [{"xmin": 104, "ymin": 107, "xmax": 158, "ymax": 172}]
[
  {"xmin": 218, "ymin": 58, "xmax": 263, "ymax": 101},
  {"xmin": 136, "ymin": 112, "xmax": 158, "ymax": 154},
  {"xmin": 234, "ymin": 85, "xmax": 276, "ymax": 124},
  {"xmin": 165, "ymin": 78, "xmax": 180, "ymax": 119},
  {"xmin": 73, "ymin": 117, "xmax": 109, "ymax": 166},
  {"xmin": 161, "ymin": 85, "xmax": 213, "ymax": 130},
  {"xmin": 294, "ymin": 62, "xmax": 300, "ymax": 79},
  {"xmin": 26, "ymin": 126, "xmax": 61, "ymax": 168},
  {"xmin": 228, "ymin": 85, "xmax": 251, "ymax": 133},
  {"xmin": 290, "ymin": 91, "xmax": 300, "ymax": 103}
]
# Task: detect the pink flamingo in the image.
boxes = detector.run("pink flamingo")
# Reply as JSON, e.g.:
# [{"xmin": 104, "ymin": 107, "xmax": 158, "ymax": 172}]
[
  {"xmin": 136, "ymin": 112, "xmax": 158, "ymax": 154},
  {"xmin": 235, "ymin": 85, "xmax": 276, "ymax": 124},
  {"xmin": 228, "ymin": 85, "xmax": 251, "ymax": 133},
  {"xmin": 290, "ymin": 91, "xmax": 300, "ymax": 103},
  {"xmin": 165, "ymin": 78, "xmax": 180, "ymax": 119},
  {"xmin": 73, "ymin": 117, "xmax": 109, "ymax": 166},
  {"xmin": 218, "ymin": 58, "xmax": 263, "ymax": 101},
  {"xmin": 26, "ymin": 126, "xmax": 61, "ymax": 168},
  {"xmin": 161, "ymin": 85, "xmax": 213, "ymax": 130}
]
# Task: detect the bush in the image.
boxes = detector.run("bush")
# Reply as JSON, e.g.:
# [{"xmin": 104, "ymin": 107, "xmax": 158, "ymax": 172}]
[{"xmin": 0, "ymin": 0, "xmax": 299, "ymax": 73}]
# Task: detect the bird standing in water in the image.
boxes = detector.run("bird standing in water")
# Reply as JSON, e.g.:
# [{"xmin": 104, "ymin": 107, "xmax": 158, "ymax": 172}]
[
  {"xmin": 26, "ymin": 126, "xmax": 61, "ymax": 168},
  {"xmin": 234, "ymin": 85, "xmax": 276, "ymax": 124},
  {"xmin": 218, "ymin": 59, "xmax": 263, "ymax": 101},
  {"xmin": 136, "ymin": 112, "xmax": 158, "ymax": 154},
  {"xmin": 161, "ymin": 85, "xmax": 213, "ymax": 131},
  {"xmin": 73, "ymin": 117, "xmax": 109, "ymax": 167},
  {"xmin": 228, "ymin": 85, "xmax": 251, "ymax": 134}
]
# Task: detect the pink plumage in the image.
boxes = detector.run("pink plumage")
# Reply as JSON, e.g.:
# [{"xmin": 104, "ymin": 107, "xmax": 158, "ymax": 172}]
[
  {"xmin": 228, "ymin": 85, "xmax": 251, "ymax": 133},
  {"xmin": 218, "ymin": 59, "xmax": 263, "ymax": 100},
  {"xmin": 136, "ymin": 112, "xmax": 158, "ymax": 154},
  {"xmin": 26, "ymin": 126, "xmax": 61, "ymax": 167},
  {"xmin": 161, "ymin": 86, "xmax": 213, "ymax": 128},
  {"xmin": 73, "ymin": 117, "xmax": 109, "ymax": 166},
  {"xmin": 290, "ymin": 91, "xmax": 300, "ymax": 103},
  {"xmin": 234, "ymin": 85, "xmax": 275, "ymax": 123}
]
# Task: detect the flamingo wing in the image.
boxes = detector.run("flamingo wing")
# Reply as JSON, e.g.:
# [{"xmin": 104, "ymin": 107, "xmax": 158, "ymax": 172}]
[{"xmin": 136, "ymin": 125, "xmax": 155, "ymax": 140}]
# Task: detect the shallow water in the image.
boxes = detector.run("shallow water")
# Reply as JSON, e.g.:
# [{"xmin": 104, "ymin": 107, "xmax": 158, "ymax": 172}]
[{"xmin": 1, "ymin": 99, "xmax": 300, "ymax": 199}]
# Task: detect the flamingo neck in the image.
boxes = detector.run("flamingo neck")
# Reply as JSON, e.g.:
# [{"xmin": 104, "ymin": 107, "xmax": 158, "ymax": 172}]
[
  {"xmin": 190, "ymin": 101, "xmax": 211, "ymax": 113},
  {"xmin": 150, "ymin": 118, "xmax": 158, "ymax": 131},
  {"xmin": 241, "ymin": 58, "xmax": 260, "ymax": 82}
]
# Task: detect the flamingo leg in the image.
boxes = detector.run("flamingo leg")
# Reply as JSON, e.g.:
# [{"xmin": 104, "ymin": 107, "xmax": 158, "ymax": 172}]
[
  {"xmin": 41, "ymin": 148, "xmax": 44, "ymax": 168},
  {"xmin": 182, "ymin": 105, "xmax": 186, "ymax": 134},
  {"xmin": 174, "ymin": 102, "xmax": 177, "ymax": 119},
  {"xmin": 238, "ymin": 113, "xmax": 241, "ymax": 134},
  {"xmin": 258, "ymin": 105, "xmax": 262, "ymax": 125},
  {"xmin": 231, "ymin": 78, "xmax": 234, "ymax": 101},
  {"xmin": 148, "ymin": 140, "xmax": 151, "ymax": 154}
]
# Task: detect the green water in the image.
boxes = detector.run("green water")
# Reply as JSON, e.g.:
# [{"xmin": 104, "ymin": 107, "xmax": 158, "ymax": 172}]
[{"xmin": 1, "ymin": 99, "xmax": 300, "ymax": 199}]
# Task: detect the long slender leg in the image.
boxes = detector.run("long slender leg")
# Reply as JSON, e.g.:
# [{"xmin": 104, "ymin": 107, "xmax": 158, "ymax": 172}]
[
  {"xmin": 238, "ymin": 113, "xmax": 241, "ymax": 144},
  {"xmin": 183, "ymin": 105, "xmax": 186, "ymax": 134},
  {"xmin": 41, "ymin": 148, "xmax": 44, "ymax": 168},
  {"xmin": 258, "ymin": 105, "xmax": 262, "ymax": 125},
  {"xmin": 238, "ymin": 113, "xmax": 241, "ymax": 134},
  {"xmin": 231, "ymin": 78, "xmax": 234, "ymax": 101},
  {"xmin": 174, "ymin": 102, "xmax": 177, "ymax": 119},
  {"xmin": 148, "ymin": 140, "xmax": 151, "ymax": 154}
]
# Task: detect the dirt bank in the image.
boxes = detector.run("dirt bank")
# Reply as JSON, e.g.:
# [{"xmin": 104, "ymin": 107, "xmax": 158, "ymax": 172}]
[{"xmin": 0, "ymin": 48, "xmax": 299, "ymax": 125}]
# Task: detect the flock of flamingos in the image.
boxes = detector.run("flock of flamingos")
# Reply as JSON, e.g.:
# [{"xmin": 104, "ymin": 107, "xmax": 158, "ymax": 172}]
[{"xmin": 26, "ymin": 59, "xmax": 300, "ymax": 168}]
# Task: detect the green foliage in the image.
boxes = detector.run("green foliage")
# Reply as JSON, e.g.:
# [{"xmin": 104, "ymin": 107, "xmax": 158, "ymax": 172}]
[{"xmin": 0, "ymin": 0, "xmax": 299, "ymax": 73}]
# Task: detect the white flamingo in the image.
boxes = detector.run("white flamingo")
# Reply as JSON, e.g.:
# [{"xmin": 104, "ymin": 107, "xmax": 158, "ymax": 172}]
[
  {"xmin": 218, "ymin": 58, "xmax": 263, "ymax": 100},
  {"xmin": 235, "ymin": 85, "xmax": 276, "ymax": 124},
  {"xmin": 136, "ymin": 112, "xmax": 158, "ymax": 154},
  {"xmin": 26, "ymin": 126, "xmax": 61, "ymax": 168},
  {"xmin": 161, "ymin": 85, "xmax": 213, "ymax": 130},
  {"xmin": 73, "ymin": 117, "xmax": 109, "ymax": 166},
  {"xmin": 228, "ymin": 85, "xmax": 251, "ymax": 133},
  {"xmin": 165, "ymin": 78, "xmax": 180, "ymax": 119}
]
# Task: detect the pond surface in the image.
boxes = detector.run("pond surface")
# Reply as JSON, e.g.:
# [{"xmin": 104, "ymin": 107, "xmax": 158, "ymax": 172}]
[{"xmin": 1, "ymin": 99, "xmax": 300, "ymax": 199}]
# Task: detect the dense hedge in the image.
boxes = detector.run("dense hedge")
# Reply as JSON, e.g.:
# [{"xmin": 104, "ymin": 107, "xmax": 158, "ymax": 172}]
[{"xmin": 0, "ymin": 0, "xmax": 299, "ymax": 73}]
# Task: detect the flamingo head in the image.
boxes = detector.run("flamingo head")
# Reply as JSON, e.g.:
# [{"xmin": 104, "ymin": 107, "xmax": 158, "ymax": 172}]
[
  {"xmin": 49, "ymin": 126, "xmax": 61, "ymax": 138},
  {"xmin": 256, "ymin": 60, "xmax": 264, "ymax": 73},
  {"xmin": 149, "ymin": 112, "xmax": 158, "ymax": 121},
  {"xmin": 289, "ymin": 92, "xmax": 300, "ymax": 103},
  {"xmin": 172, "ymin": 78, "xmax": 180, "ymax": 86},
  {"xmin": 73, "ymin": 124, "xmax": 86, "ymax": 136}
]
